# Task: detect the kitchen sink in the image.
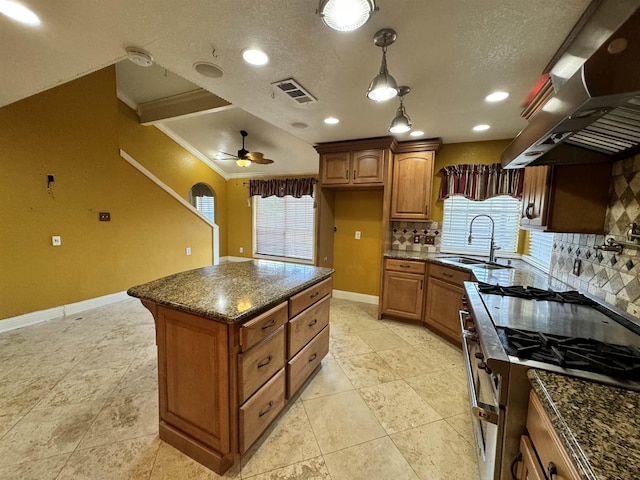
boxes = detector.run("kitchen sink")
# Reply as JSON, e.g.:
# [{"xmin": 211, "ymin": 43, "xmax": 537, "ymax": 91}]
[{"xmin": 437, "ymin": 256, "xmax": 513, "ymax": 269}]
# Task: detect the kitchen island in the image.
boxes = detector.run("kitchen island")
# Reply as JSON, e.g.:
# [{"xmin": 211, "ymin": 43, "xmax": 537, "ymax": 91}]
[
  {"xmin": 527, "ymin": 369, "xmax": 640, "ymax": 480},
  {"xmin": 128, "ymin": 260, "xmax": 334, "ymax": 475}
]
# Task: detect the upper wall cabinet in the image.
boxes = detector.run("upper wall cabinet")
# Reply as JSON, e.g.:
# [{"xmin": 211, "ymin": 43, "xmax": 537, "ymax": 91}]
[
  {"xmin": 391, "ymin": 151, "xmax": 435, "ymax": 220},
  {"xmin": 320, "ymin": 149, "xmax": 385, "ymax": 186},
  {"xmin": 520, "ymin": 163, "xmax": 611, "ymax": 233}
]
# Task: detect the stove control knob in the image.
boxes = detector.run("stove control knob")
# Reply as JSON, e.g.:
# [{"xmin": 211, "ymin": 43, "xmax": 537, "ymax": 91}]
[
  {"xmin": 474, "ymin": 352, "xmax": 484, "ymax": 360},
  {"xmin": 467, "ymin": 326, "xmax": 477, "ymax": 333},
  {"xmin": 478, "ymin": 361, "xmax": 492, "ymax": 374}
]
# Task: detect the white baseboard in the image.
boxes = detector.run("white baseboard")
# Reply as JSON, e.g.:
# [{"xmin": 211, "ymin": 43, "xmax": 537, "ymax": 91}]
[
  {"xmin": 221, "ymin": 256, "xmax": 252, "ymax": 263},
  {"xmin": 332, "ymin": 289, "xmax": 379, "ymax": 305},
  {"xmin": 0, "ymin": 291, "xmax": 130, "ymax": 333}
]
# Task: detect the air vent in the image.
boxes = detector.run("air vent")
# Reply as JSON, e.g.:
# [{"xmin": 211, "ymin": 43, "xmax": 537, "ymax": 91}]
[
  {"xmin": 566, "ymin": 106, "xmax": 640, "ymax": 154},
  {"xmin": 271, "ymin": 78, "xmax": 317, "ymax": 104}
]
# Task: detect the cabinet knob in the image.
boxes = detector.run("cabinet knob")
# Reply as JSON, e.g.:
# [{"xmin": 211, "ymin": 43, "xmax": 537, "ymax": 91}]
[{"xmin": 345, "ymin": 169, "xmax": 349, "ymax": 180}]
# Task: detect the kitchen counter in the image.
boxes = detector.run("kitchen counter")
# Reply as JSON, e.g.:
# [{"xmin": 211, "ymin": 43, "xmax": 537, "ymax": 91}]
[
  {"xmin": 383, "ymin": 250, "xmax": 560, "ymax": 289},
  {"xmin": 528, "ymin": 369, "xmax": 640, "ymax": 480},
  {"xmin": 127, "ymin": 260, "xmax": 334, "ymax": 323}
]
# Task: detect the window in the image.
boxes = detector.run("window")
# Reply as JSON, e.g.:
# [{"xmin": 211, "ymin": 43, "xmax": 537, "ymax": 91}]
[
  {"xmin": 189, "ymin": 183, "xmax": 215, "ymax": 223},
  {"xmin": 253, "ymin": 195, "xmax": 315, "ymax": 262},
  {"xmin": 525, "ymin": 230, "xmax": 554, "ymax": 272},
  {"xmin": 441, "ymin": 195, "xmax": 521, "ymax": 256}
]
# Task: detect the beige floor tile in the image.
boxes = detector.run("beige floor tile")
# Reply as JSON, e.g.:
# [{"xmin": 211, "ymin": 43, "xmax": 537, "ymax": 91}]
[
  {"xmin": 445, "ymin": 413, "xmax": 475, "ymax": 445},
  {"xmin": 243, "ymin": 456, "xmax": 331, "ymax": 480},
  {"xmin": 303, "ymin": 390, "xmax": 386, "ymax": 454},
  {"xmin": 78, "ymin": 390, "xmax": 159, "ymax": 449},
  {"xmin": 35, "ymin": 365, "xmax": 129, "ymax": 408},
  {"xmin": 324, "ymin": 436, "xmax": 418, "ymax": 480},
  {"xmin": 0, "ymin": 453, "xmax": 70, "ymax": 480},
  {"xmin": 358, "ymin": 379, "xmax": 441, "ymax": 434},
  {"xmin": 150, "ymin": 441, "xmax": 241, "ymax": 479},
  {"xmin": 356, "ymin": 328, "xmax": 411, "ymax": 352},
  {"xmin": 0, "ymin": 411, "xmax": 24, "ymax": 439},
  {"xmin": 57, "ymin": 435, "xmax": 160, "ymax": 480},
  {"xmin": 299, "ymin": 357, "xmax": 354, "ymax": 401},
  {"xmin": 0, "ymin": 401, "xmax": 104, "ymax": 465},
  {"xmin": 0, "ymin": 374, "xmax": 63, "ymax": 416},
  {"xmin": 75, "ymin": 343, "xmax": 142, "ymax": 371},
  {"xmin": 391, "ymin": 420, "xmax": 480, "ymax": 480},
  {"xmin": 329, "ymin": 331, "xmax": 374, "ymax": 359},
  {"xmin": 241, "ymin": 401, "xmax": 321, "ymax": 477},
  {"xmin": 405, "ymin": 370, "xmax": 470, "ymax": 418},
  {"xmin": 330, "ymin": 313, "xmax": 386, "ymax": 334},
  {"xmin": 335, "ymin": 351, "xmax": 399, "ymax": 388},
  {"xmin": 112, "ymin": 357, "xmax": 158, "ymax": 396},
  {"xmin": 415, "ymin": 339, "xmax": 465, "ymax": 370},
  {"xmin": 385, "ymin": 322, "xmax": 441, "ymax": 346},
  {"xmin": 376, "ymin": 346, "xmax": 443, "ymax": 378}
]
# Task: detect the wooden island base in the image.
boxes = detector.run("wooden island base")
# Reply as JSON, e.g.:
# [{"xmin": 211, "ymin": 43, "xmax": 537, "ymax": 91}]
[{"xmin": 138, "ymin": 275, "xmax": 332, "ymax": 475}]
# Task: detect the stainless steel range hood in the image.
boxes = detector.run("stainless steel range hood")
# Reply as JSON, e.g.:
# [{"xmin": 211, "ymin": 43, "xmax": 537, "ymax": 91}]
[{"xmin": 502, "ymin": 1, "xmax": 640, "ymax": 168}]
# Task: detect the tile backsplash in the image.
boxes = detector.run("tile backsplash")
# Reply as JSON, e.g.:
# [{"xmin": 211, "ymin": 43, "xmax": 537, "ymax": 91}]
[
  {"xmin": 391, "ymin": 221, "xmax": 442, "ymax": 252},
  {"xmin": 549, "ymin": 154, "xmax": 640, "ymax": 318}
]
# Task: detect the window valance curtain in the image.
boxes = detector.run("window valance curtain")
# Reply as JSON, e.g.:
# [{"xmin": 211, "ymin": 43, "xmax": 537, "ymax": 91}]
[
  {"xmin": 439, "ymin": 163, "xmax": 524, "ymax": 201},
  {"xmin": 249, "ymin": 178, "xmax": 316, "ymax": 198}
]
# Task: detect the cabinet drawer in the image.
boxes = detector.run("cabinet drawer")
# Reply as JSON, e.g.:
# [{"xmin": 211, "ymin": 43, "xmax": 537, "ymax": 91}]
[
  {"xmin": 288, "ymin": 295, "xmax": 330, "ymax": 357},
  {"xmin": 240, "ymin": 302, "xmax": 288, "ymax": 352},
  {"xmin": 239, "ymin": 368, "xmax": 285, "ymax": 453},
  {"xmin": 238, "ymin": 327, "xmax": 286, "ymax": 404},
  {"xmin": 526, "ymin": 391, "xmax": 580, "ymax": 480},
  {"xmin": 429, "ymin": 264, "xmax": 470, "ymax": 285},
  {"xmin": 385, "ymin": 258, "xmax": 426, "ymax": 274},
  {"xmin": 517, "ymin": 435, "xmax": 546, "ymax": 480},
  {"xmin": 289, "ymin": 277, "xmax": 333, "ymax": 318},
  {"xmin": 287, "ymin": 325, "xmax": 330, "ymax": 398}
]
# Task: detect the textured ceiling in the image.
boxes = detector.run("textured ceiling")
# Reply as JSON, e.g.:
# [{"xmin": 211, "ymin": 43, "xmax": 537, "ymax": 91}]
[{"xmin": 1, "ymin": 0, "xmax": 595, "ymax": 178}]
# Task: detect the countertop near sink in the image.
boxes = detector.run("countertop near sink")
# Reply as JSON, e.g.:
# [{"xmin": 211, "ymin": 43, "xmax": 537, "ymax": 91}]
[
  {"xmin": 528, "ymin": 369, "xmax": 640, "ymax": 480},
  {"xmin": 383, "ymin": 250, "xmax": 560, "ymax": 289}
]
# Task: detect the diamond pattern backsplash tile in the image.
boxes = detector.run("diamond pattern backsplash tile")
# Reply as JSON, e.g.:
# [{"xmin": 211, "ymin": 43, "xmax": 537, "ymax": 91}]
[
  {"xmin": 549, "ymin": 154, "xmax": 640, "ymax": 318},
  {"xmin": 390, "ymin": 221, "xmax": 441, "ymax": 252}
]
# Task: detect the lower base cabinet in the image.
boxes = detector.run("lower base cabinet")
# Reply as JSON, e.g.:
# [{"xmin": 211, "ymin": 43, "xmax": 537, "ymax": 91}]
[
  {"xmin": 143, "ymin": 276, "xmax": 332, "ymax": 475},
  {"xmin": 425, "ymin": 264, "xmax": 470, "ymax": 344},
  {"xmin": 380, "ymin": 259, "xmax": 426, "ymax": 322}
]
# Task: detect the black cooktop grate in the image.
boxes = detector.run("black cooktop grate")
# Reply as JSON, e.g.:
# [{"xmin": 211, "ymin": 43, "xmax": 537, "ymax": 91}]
[
  {"xmin": 497, "ymin": 327, "xmax": 640, "ymax": 379},
  {"xmin": 477, "ymin": 282, "xmax": 596, "ymax": 305}
]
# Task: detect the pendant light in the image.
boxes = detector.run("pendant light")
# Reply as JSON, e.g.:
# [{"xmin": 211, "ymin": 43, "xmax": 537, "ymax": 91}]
[
  {"xmin": 317, "ymin": 0, "xmax": 376, "ymax": 32},
  {"xmin": 389, "ymin": 86, "xmax": 412, "ymax": 134},
  {"xmin": 366, "ymin": 29, "xmax": 399, "ymax": 102}
]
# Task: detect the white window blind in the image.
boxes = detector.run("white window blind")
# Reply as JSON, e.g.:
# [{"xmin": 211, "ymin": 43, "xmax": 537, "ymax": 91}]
[
  {"xmin": 441, "ymin": 196, "xmax": 521, "ymax": 256},
  {"xmin": 195, "ymin": 196, "xmax": 215, "ymax": 223},
  {"xmin": 254, "ymin": 195, "xmax": 315, "ymax": 261},
  {"xmin": 526, "ymin": 230, "xmax": 554, "ymax": 272}
]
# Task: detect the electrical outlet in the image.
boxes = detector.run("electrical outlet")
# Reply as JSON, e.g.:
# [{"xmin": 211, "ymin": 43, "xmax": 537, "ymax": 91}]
[
  {"xmin": 424, "ymin": 235, "xmax": 435, "ymax": 245},
  {"xmin": 413, "ymin": 234, "xmax": 420, "ymax": 244},
  {"xmin": 99, "ymin": 212, "xmax": 110, "ymax": 221},
  {"xmin": 52, "ymin": 235, "xmax": 61, "ymax": 246},
  {"xmin": 573, "ymin": 258, "xmax": 581, "ymax": 276},
  {"xmin": 239, "ymin": 247, "xmax": 244, "ymax": 253},
  {"xmin": 355, "ymin": 231, "xmax": 361, "ymax": 240},
  {"xmin": 186, "ymin": 247, "xmax": 191, "ymax": 256}
]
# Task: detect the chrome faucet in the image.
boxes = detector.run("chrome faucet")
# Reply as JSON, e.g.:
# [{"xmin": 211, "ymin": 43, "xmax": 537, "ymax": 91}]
[{"xmin": 468, "ymin": 214, "xmax": 500, "ymax": 263}]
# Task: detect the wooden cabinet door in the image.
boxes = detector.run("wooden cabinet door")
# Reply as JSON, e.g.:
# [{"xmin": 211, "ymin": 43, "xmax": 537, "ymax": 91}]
[
  {"xmin": 516, "ymin": 436, "xmax": 546, "ymax": 480},
  {"xmin": 425, "ymin": 277, "xmax": 465, "ymax": 343},
  {"xmin": 391, "ymin": 151, "xmax": 434, "ymax": 219},
  {"xmin": 521, "ymin": 166, "xmax": 550, "ymax": 227},
  {"xmin": 352, "ymin": 149, "xmax": 384, "ymax": 185},
  {"xmin": 381, "ymin": 270, "xmax": 424, "ymax": 321},
  {"xmin": 320, "ymin": 152, "xmax": 350, "ymax": 185}
]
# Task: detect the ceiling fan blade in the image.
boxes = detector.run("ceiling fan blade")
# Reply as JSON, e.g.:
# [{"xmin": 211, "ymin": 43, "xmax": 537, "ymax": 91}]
[
  {"xmin": 217, "ymin": 151, "xmax": 239, "ymax": 160},
  {"xmin": 246, "ymin": 152, "xmax": 274, "ymax": 164}
]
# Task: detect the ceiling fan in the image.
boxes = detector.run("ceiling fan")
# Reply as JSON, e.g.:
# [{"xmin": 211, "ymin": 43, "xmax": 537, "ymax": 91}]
[{"xmin": 218, "ymin": 130, "xmax": 274, "ymax": 167}]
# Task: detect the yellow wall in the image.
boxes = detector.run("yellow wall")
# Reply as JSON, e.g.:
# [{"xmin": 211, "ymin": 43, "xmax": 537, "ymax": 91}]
[
  {"xmin": 430, "ymin": 139, "xmax": 512, "ymax": 222},
  {"xmin": 0, "ymin": 67, "xmax": 217, "ymax": 320},
  {"xmin": 226, "ymin": 179, "xmax": 254, "ymax": 258},
  {"xmin": 118, "ymin": 102, "xmax": 228, "ymax": 256},
  {"xmin": 333, "ymin": 190, "xmax": 384, "ymax": 295}
]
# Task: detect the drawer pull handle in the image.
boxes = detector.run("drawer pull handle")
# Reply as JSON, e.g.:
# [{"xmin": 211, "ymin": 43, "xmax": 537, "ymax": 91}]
[
  {"xmin": 525, "ymin": 202, "xmax": 535, "ymax": 219},
  {"xmin": 399, "ymin": 264, "xmax": 411, "ymax": 268},
  {"xmin": 442, "ymin": 272, "xmax": 453, "ymax": 278},
  {"xmin": 258, "ymin": 400, "xmax": 274, "ymax": 417},
  {"xmin": 547, "ymin": 462, "xmax": 558, "ymax": 479},
  {"xmin": 310, "ymin": 292, "xmax": 320, "ymax": 299},
  {"xmin": 261, "ymin": 319, "xmax": 277, "ymax": 330},
  {"xmin": 257, "ymin": 355, "xmax": 273, "ymax": 368},
  {"xmin": 308, "ymin": 318, "xmax": 318, "ymax": 327},
  {"xmin": 308, "ymin": 353, "xmax": 317, "ymax": 363}
]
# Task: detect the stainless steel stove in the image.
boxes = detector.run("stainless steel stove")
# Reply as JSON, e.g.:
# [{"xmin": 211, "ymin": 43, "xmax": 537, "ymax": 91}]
[{"xmin": 460, "ymin": 281, "xmax": 640, "ymax": 480}]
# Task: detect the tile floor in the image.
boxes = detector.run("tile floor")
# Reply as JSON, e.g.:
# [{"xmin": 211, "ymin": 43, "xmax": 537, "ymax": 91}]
[{"xmin": 0, "ymin": 297, "xmax": 479, "ymax": 479}]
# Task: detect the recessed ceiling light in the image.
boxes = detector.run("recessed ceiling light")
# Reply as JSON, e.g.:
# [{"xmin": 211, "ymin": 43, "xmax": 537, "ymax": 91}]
[
  {"xmin": 291, "ymin": 122, "xmax": 309, "ymax": 129},
  {"xmin": 194, "ymin": 62, "xmax": 224, "ymax": 78},
  {"xmin": 485, "ymin": 91, "xmax": 509, "ymax": 102},
  {"xmin": 324, "ymin": 117, "xmax": 340, "ymax": 125},
  {"xmin": 410, "ymin": 130, "xmax": 424, "ymax": 137},
  {"xmin": 242, "ymin": 49, "xmax": 269, "ymax": 66},
  {"xmin": 0, "ymin": 0, "xmax": 40, "ymax": 25},
  {"xmin": 473, "ymin": 124, "xmax": 491, "ymax": 131}
]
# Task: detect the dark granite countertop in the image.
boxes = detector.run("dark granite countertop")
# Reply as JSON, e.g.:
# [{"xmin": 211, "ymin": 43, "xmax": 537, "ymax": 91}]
[
  {"xmin": 383, "ymin": 250, "xmax": 561, "ymax": 289},
  {"xmin": 127, "ymin": 260, "xmax": 334, "ymax": 324},
  {"xmin": 528, "ymin": 369, "xmax": 640, "ymax": 480}
]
